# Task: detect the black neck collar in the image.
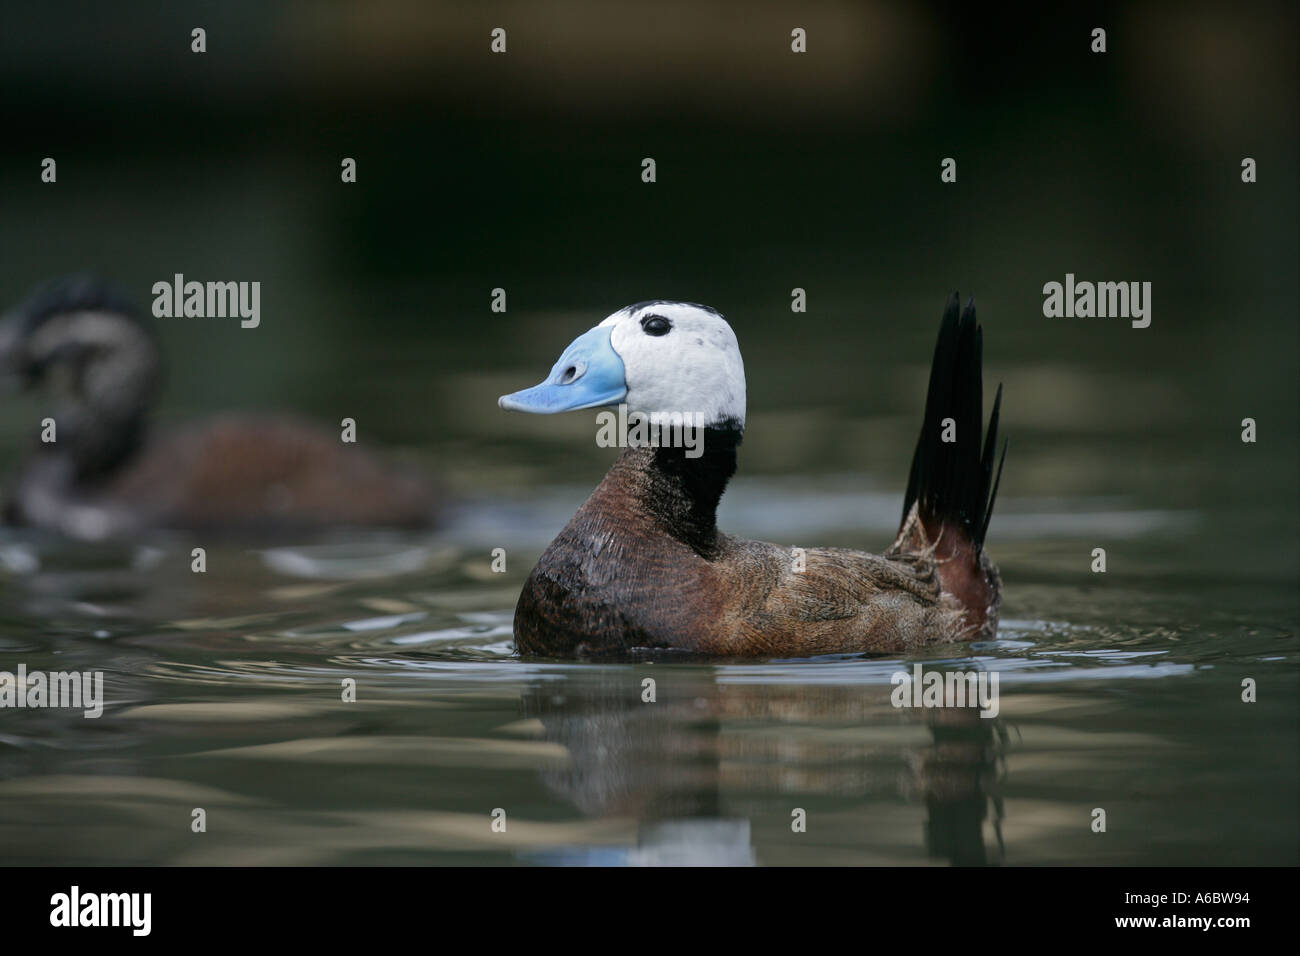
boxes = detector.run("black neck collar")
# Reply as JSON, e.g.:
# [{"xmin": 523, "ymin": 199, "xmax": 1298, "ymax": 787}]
[{"xmin": 618, "ymin": 421, "xmax": 743, "ymax": 556}]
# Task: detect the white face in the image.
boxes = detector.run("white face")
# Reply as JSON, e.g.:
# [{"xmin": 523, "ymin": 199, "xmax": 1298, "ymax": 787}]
[{"xmin": 599, "ymin": 301, "xmax": 746, "ymax": 428}]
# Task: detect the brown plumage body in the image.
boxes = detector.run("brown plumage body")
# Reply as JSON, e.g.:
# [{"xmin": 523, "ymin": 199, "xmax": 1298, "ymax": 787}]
[
  {"xmin": 7, "ymin": 415, "xmax": 437, "ymax": 538},
  {"xmin": 514, "ymin": 435, "xmax": 1000, "ymax": 658}
]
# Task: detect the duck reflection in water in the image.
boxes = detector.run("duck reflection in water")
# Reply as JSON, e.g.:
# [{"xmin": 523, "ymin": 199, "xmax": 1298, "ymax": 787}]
[{"xmin": 518, "ymin": 665, "xmax": 1005, "ymax": 866}]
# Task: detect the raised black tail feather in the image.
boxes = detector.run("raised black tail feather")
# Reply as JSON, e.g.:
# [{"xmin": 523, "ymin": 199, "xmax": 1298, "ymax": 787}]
[{"xmin": 902, "ymin": 293, "xmax": 1007, "ymax": 553}]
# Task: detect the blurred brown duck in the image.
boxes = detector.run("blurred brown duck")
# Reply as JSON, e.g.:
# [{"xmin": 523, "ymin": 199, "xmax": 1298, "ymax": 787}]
[
  {"xmin": 498, "ymin": 296, "xmax": 1006, "ymax": 658},
  {"xmin": 0, "ymin": 275, "xmax": 439, "ymax": 540}
]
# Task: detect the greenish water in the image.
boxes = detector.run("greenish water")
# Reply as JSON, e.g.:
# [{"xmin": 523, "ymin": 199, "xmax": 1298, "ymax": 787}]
[{"xmin": 0, "ymin": 417, "xmax": 1295, "ymax": 864}]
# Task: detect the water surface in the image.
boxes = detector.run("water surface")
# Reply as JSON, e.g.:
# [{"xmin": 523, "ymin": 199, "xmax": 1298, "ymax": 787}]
[{"xmin": 2, "ymin": 466, "xmax": 1294, "ymax": 866}]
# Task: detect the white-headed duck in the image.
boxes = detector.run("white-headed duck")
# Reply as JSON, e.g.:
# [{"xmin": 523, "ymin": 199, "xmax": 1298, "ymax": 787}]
[
  {"xmin": 0, "ymin": 275, "xmax": 439, "ymax": 540},
  {"xmin": 499, "ymin": 295, "xmax": 1005, "ymax": 658}
]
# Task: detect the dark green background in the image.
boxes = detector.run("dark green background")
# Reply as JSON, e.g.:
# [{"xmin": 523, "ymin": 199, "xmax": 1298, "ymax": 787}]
[{"xmin": 2, "ymin": 2, "xmax": 1294, "ymax": 513}]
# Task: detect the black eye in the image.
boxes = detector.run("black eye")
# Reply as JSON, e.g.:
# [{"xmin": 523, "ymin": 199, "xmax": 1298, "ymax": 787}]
[{"xmin": 641, "ymin": 314, "xmax": 672, "ymax": 336}]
